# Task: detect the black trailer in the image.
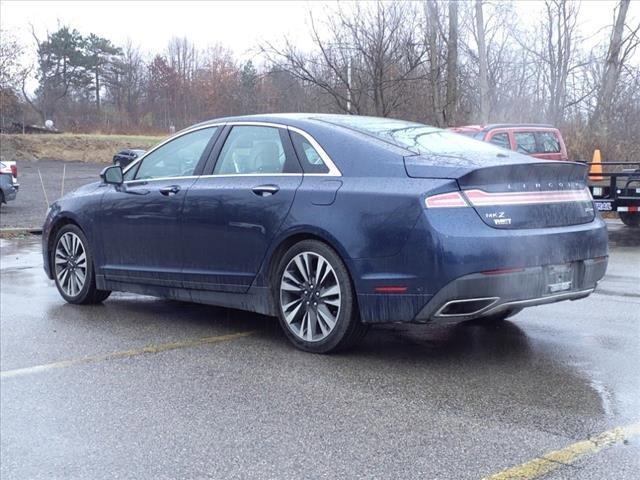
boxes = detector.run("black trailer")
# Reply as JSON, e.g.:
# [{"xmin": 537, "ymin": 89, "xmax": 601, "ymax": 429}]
[{"xmin": 588, "ymin": 162, "xmax": 640, "ymax": 227}]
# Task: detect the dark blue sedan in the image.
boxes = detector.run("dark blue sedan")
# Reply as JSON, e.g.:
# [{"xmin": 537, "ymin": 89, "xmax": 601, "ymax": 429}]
[{"xmin": 43, "ymin": 114, "xmax": 608, "ymax": 352}]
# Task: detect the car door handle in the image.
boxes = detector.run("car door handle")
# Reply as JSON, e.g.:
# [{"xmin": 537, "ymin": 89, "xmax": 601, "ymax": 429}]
[
  {"xmin": 159, "ymin": 185, "xmax": 181, "ymax": 196},
  {"xmin": 252, "ymin": 185, "xmax": 280, "ymax": 197}
]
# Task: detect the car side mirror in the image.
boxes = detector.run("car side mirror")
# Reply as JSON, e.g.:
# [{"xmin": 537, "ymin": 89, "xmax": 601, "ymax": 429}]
[{"xmin": 100, "ymin": 165, "xmax": 123, "ymax": 185}]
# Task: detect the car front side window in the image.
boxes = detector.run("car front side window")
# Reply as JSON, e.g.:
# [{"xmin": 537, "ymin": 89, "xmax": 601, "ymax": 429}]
[
  {"xmin": 133, "ymin": 127, "xmax": 217, "ymax": 180},
  {"xmin": 488, "ymin": 132, "xmax": 510, "ymax": 150}
]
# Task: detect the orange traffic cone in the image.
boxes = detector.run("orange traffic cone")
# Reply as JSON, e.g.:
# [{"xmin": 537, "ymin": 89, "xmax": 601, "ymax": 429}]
[{"xmin": 589, "ymin": 149, "xmax": 603, "ymax": 181}]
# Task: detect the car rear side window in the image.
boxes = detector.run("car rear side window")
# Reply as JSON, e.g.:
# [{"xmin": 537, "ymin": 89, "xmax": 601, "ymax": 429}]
[
  {"xmin": 514, "ymin": 132, "xmax": 537, "ymax": 154},
  {"xmin": 214, "ymin": 126, "xmax": 299, "ymax": 175},
  {"xmin": 133, "ymin": 127, "xmax": 217, "ymax": 180},
  {"xmin": 489, "ymin": 132, "xmax": 510, "ymax": 149},
  {"xmin": 514, "ymin": 131, "xmax": 561, "ymax": 154},
  {"xmin": 536, "ymin": 132, "xmax": 561, "ymax": 153},
  {"xmin": 318, "ymin": 115, "xmax": 508, "ymax": 158},
  {"xmin": 290, "ymin": 131, "xmax": 329, "ymax": 174}
]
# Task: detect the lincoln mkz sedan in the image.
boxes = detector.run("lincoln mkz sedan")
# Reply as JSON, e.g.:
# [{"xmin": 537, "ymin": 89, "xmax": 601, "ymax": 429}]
[{"xmin": 43, "ymin": 114, "xmax": 608, "ymax": 352}]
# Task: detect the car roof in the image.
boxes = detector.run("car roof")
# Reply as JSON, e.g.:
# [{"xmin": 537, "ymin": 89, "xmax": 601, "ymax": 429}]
[
  {"xmin": 193, "ymin": 113, "xmax": 387, "ymax": 131},
  {"xmin": 181, "ymin": 113, "xmax": 553, "ymax": 177}
]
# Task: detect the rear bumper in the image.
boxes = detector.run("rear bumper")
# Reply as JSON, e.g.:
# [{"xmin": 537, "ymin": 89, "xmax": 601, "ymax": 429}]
[
  {"xmin": 414, "ymin": 256, "xmax": 607, "ymax": 323},
  {"xmin": 352, "ymin": 212, "xmax": 608, "ymax": 324},
  {"xmin": 355, "ymin": 256, "xmax": 607, "ymax": 324}
]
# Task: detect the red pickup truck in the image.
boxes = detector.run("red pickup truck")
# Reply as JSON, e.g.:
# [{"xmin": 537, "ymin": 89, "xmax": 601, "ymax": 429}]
[
  {"xmin": 452, "ymin": 123, "xmax": 639, "ymax": 227},
  {"xmin": 450, "ymin": 124, "xmax": 568, "ymax": 161}
]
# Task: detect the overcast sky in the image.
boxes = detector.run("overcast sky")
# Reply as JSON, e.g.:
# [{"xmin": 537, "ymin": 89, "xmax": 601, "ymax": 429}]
[
  {"xmin": 2, "ymin": 0, "xmax": 638, "ymax": 63},
  {"xmin": 1, "ymin": 1, "xmax": 324, "ymax": 60}
]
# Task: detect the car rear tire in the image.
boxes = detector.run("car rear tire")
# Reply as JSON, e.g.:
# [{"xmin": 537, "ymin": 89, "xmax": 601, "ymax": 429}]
[
  {"xmin": 275, "ymin": 240, "xmax": 368, "ymax": 353},
  {"xmin": 619, "ymin": 212, "xmax": 640, "ymax": 228},
  {"xmin": 52, "ymin": 224, "xmax": 111, "ymax": 304}
]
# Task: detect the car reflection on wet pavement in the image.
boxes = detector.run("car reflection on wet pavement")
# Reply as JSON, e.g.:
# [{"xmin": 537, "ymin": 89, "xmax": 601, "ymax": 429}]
[{"xmin": 1, "ymin": 221, "xmax": 638, "ymax": 479}]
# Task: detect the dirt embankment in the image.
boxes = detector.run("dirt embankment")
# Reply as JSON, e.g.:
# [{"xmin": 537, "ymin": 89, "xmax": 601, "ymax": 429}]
[{"xmin": 0, "ymin": 133, "xmax": 165, "ymax": 164}]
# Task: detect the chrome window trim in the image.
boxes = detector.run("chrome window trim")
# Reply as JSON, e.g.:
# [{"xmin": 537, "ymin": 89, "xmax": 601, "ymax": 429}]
[
  {"xmin": 223, "ymin": 121, "xmax": 290, "ymax": 129},
  {"xmin": 124, "ymin": 175, "xmax": 200, "ymax": 185},
  {"xmin": 123, "ymin": 173, "xmax": 304, "ymax": 185},
  {"xmin": 287, "ymin": 125, "xmax": 341, "ymax": 177},
  {"xmin": 121, "ymin": 120, "xmax": 342, "ymax": 184},
  {"xmin": 202, "ymin": 173, "xmax": 303, "ymax": 178}
]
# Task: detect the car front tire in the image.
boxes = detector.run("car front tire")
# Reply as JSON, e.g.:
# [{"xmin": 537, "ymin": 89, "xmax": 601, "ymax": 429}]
[
  {"xmin": 52, "ymin": 224, "xmax": 111, "ymax": 304},
  {"xmin": 275, "ymin": 240, "xmax": 368, "ymax": 353}
]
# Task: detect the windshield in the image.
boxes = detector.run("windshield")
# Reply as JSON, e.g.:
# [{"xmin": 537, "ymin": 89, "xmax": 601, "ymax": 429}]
[{"xmin": 319, "ymin": 115, "xmax": 505, "ymax": 157}]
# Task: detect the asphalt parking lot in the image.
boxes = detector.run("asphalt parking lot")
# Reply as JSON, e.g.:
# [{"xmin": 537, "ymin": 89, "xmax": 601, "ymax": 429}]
[
  {"xmin": 1, "ymin": 222, "xmax": 639, "ymax": 479},
  {"xmin": 0, "ymin": 159, "xmax": 105, "ymax": 230}
]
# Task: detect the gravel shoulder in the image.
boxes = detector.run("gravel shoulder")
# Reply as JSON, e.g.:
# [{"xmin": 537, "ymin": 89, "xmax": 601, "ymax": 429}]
[{"xmin": 0, "ymin": 133, "xmax": 162, "ymax": 164}]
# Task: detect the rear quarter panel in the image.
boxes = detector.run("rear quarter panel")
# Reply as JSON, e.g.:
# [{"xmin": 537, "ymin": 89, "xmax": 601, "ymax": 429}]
[{"xmin": 257, "ymin": 176, "xmax": 457, "ymax": 290}]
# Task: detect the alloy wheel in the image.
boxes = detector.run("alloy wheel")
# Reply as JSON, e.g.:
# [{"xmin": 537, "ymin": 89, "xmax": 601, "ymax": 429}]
[
  {"xmin": 54, "ymin": 232, "xmax": 87, "ymax": 297},
  {"xmin": 280, "ymin": 251, "xmax": 341, "ymax": 342}
]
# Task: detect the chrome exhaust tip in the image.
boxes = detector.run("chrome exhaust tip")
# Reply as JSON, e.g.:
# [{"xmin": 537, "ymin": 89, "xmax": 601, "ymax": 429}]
[{"xmin": 434, "ymin": 297, "xmax": 500, "ymax": 318}]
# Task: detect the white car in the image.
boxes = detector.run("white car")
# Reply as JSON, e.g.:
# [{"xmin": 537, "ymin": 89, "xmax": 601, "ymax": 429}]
[{"xmin": 0, "ymin": 160, "xmax": 19, "ymax": 205}]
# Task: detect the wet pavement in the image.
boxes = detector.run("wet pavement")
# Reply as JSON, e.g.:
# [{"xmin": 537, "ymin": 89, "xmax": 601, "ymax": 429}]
[{"xmin": 0, "ymin": 222, "xmax": 638, "ymax": 479}]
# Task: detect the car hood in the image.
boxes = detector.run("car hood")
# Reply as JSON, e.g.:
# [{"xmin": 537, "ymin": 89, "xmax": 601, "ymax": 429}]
[{"xmin": 64, "ymin": 181, "xmax": 103, "ymax": 199}]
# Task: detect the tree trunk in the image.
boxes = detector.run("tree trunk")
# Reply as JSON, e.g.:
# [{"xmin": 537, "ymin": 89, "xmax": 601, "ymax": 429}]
[
  {"xmin": 95, "ymin": 67, "xmax": 101, "ymax": 112},
  {"xmin": 475, "ymin": 0, "xmax": 490, "ymax": 124},
  {"xmin": 445, "ymin": 0, "xmax": 458, "ymax": 126},
  {"xmin": 591, "ymin": 0, "xmax": 630, "ymax": 136},
  {"xmin": 426, "ymin": 0, "xmax": 444, "ymax": 126}
]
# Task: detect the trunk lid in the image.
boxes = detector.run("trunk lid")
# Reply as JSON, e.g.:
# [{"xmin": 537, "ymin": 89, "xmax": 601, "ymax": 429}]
[{"xmin": 407, "ymin": 155, "xmax": 595, "ymax": 229}]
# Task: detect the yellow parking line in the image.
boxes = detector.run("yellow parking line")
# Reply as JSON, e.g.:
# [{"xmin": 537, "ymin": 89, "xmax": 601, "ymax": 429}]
[
  {"xmin": 0, "ymin": 331, "xmax": 256, "ymax": 379},
  {"xmin": 482, "ymin": 422, "xmax": 640, "ymax": 480}
]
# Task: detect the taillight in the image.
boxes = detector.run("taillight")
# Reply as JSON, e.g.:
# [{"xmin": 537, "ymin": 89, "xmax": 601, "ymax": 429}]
[
  {"xmin": 424, "ymin": 191, "xmax": 469, "ymax": 208},
  {"xmin": 463, "ymin": 188, "xmax": 591, "ymax": 206},
  {"xmin": 0, "ymin": 163, "xmax": 17, "ymax": 178}
]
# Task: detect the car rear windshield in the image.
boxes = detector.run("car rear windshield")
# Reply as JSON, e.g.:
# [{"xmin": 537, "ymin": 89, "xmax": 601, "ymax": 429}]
[{"xmin": 318, "ymin": 115, "xmax": 505, "ymax": 157}]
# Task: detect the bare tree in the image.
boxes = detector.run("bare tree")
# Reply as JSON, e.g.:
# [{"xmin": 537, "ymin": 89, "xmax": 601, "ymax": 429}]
[
  {"xmin": 424, "ymin": 0, "xmax": 445, "ymax": 125},
  {"xmin": 3, "ymin": 0, "xmax": 638, "ymax": 163},
  {"xmin": 0, "ymin": 29, "xmax": 26, "ymax": 90},
  {"xmin": 591, "ymin": 0, "xmax": 639, "ymax": 135},
  {"xmin": 0, "ymin": 29, "xmax": 27, "ymax": 130},
  {"xmin": 445, "ymin": 0, "xmax": 459, "ymax": 125},
  {"xmin": 536, "ymin": 0, "xmax": 580, "ymax": 124},
  {"xmin": 475, "ymin": 0, "xmax": 490, "ymax": 123},
  {"xmin": 167, "ymin": 37, "xmax": 199, "ymax": 126},
  {"xmin": 262, "ymin": 2, "xmax": 428, "ymax": 117},
  {"xmin": 105, "ymin": 40, "xmax": 146, "ymax": 128}
]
